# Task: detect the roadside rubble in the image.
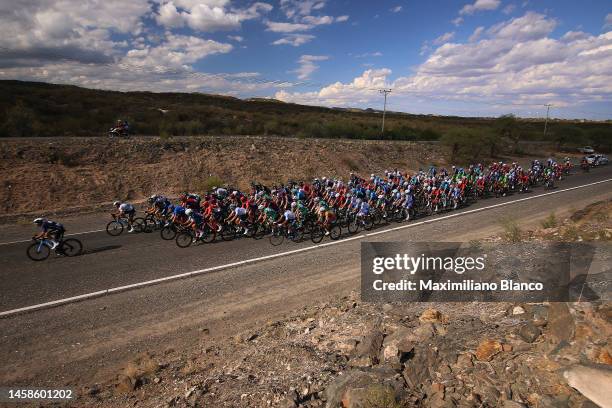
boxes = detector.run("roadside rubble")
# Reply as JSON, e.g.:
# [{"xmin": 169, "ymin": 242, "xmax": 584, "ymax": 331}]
[{"xmin": 82, "ymin": 294, "xmax": 610, "ymax": 408}]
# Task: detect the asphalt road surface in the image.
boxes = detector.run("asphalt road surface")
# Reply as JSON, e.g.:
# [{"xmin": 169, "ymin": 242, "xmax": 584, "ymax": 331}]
[
  {"xmin": 0, "ymin": 165, "xmax": 611, "ymax": 387},
  {"xmin": 1, "ymin": 165, "xmax": 612, "ymax": 313}
]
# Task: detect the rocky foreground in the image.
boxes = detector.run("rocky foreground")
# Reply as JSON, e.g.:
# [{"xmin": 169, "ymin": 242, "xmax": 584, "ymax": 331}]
[
  {"xmin": 76, "ymin": 201, "xmax": 612, "ymax": 408},
  {"xmin": 79, "ymin": 293, "xmax": 611, "ymax": 408}
]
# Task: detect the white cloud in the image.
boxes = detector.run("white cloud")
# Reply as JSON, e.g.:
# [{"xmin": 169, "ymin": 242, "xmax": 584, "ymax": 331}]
[
  {"xmin": 561, "ymin": 31, "xmax": 589, "ymax": 42},
  {"xmin": 154, "ymin": 0, "xmax": 273, "ymax": 32},
  {"xmin": 266, "ymin": 21, "xmax": 312, "ymax": 32},
  {"xmin": 123, "ymin": 33, "xmax": 232, "ymax": 69},
  {"xmin": 605, "ymin": 13, "xmax": 612, "ymax": 29},
  {"xmin": 433, "ymin": 32, "xmax": 455, "ymax": 45},
  {"xmin": 336, "ymin": 15, "xmax": 349, "ymax": 22},
  {"xmin": 469, "ymin": 26, "xmax": 485, "ymax": 42},
  {"xmin": 276, "ymin": 13, "xmax": 612, "ymax": 114},
  {"xmin": 271, "ymin": 34, "xmax": 315, "ymax": 46},
  {"xmin": 390, "ymin": 6, "xmax": 402, "ymax": 13},
  {"xmin": 302, "ymin": 15, "xmax": 334, "ymax": 25},
  {"xmin": 460, "ymin": 0, "xmax": 501, "ymax": 16},
  {"xmin": 280, "ymin": 0, "xmax": 326, "ymax": 20},
  {"xmin": 228, "ymin": 35, "xmax": 243, "ymax": 42},
  {"xmin": 276, "ymin": 68, "xmax": 392, "ymax": 106},
  {"xmin": 354, "ymin": 52, "xmax": 383, "ymax": 58},
  {"xmin": 452, "ymin": 17, "xmax": 464, "ymax": 26},
  {"xmin": 292, "ymin": 54, "xmax": 328, "ymax": 79}
]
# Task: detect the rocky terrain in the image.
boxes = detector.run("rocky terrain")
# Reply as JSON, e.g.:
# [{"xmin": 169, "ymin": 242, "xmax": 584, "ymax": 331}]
[
  {"xmin": 0, "ymin": 136, "xmax": 447, "ymax": 218},
  {"xmin": 69, "ymin": 202, "xmax": 611, "ymax": 408}
]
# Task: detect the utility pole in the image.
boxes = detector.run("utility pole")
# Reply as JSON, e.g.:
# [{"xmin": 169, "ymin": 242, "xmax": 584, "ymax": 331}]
[
  {"xmin": 379, "ymin": 89, "xmax": 392, "ymax": 135},
  {"xmin": 543, "ymin": 104, "xmax": 552, "ymax": 138}
]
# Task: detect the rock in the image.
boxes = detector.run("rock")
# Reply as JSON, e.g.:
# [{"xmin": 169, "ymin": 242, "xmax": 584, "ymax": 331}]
[
  {"xmin": 322, "ymin": 368, "xmax": 404, "ymax": 408},
  {"xmin": 518, "ymin": 323, "xmax": 541, "ymax": 343},
  {"xmin": 380, "ymin": 326, "xmax": 414, "ymax": 365},
  {"xmin": 153, "ymin": 377, "xmax": 161, "ymax": 384},
  {"xmin": 455, "ymin": 353, "xmax": 474, "ymax": 369},
  {"xmin": 278, "ymin": 395, "xmax": 298, "ymax": 408},
  {"xmin": 382, "ymin": 303, "xmax": 394, "ymax": 313},
  {"xmin": 419, "ymin": 308, "xmax": 449, "ymax": 324},
  {"xmin": 529, "ymin": 304, "xmax": 549, "ymax": 326},
  {"xmin": 548, "ymin": 303, "xmax": 575, "ymax": 343},
  {"xmin": 512, "ymin": 306, "xmax": 526, "ymax": 315},
  {"xmin": 502, "ymin": 401, "xmax": 527, "ymax": 408},
  {"xmin": 564, "ymin": 365, "xmax": 612, "ymax": 408},
  {"xmin": 115, "ymin": 374, "xmax": 136, "ymax": 394},
  {"xmin": 403, "ymin": 346, "xmax": 439, "ymax": 388},
  {"xmin": 475, "ymin": 339, "xmax": 503, "ymax": 361},
  {"xmin": 350, "ymin": 329, "xmax": 384, "ymax": 367}
]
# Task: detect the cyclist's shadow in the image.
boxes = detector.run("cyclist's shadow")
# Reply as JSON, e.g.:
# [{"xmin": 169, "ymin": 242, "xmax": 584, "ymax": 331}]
[{"xmin": 82, "ymin": 245, "xmax": 122, "ymax": 256}]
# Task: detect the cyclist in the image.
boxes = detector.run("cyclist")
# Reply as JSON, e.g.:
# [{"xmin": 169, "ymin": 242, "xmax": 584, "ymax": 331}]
[
  {"xmin": 185, "ymin": 209, "xmax": 205, "ymax": 239},
  {"xmin": 32, "ymin": 218, "xmax": 65, "ymax": 249},
  {"xmin": 277, "ymin": 202, "xmax": 298, "ymax": 233},
  {"xmin": 112, "ymin": 201, "xmax": 136, "ymax": 232}
]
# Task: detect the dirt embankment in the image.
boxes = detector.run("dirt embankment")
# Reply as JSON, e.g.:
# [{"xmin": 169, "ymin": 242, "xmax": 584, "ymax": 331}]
[{"xmin": 0, "ymin": 136, "xmax": 447, "ymax": 217}]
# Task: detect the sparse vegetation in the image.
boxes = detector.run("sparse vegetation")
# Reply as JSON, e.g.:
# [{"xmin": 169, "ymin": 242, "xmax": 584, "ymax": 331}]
[
  {"xmin": 541, "ymin": 212, "xmax": 557, "ymax": 229},
  {"xmin": 1, "ymin": 81, "xmax": 609, "ymax": 151},
  {"xmin": 500, "ymin": 217, "xmax": 523, "ymax": 243},
  {"xmin": 364, "ymin": 385, "xmax": 402, "ymax": 408}
]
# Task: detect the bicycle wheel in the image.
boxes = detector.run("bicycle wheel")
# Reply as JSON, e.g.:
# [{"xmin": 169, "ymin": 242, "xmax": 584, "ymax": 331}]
[
  {"xmin": 143, "ymin": 215, "xmax": 156, "ymax": 233},
  {"xmin": 200, "ymin": 228, "xmax": 216, "ymax": 243},
  {"xmin": 363, "ymin": 217, "xmax": 373, "ymax": 231},
  {"xmin": 60, "ymin": 238, "xmax": 83, "ymax": 257},
  {"xmin": 161, "ymin": 225, "xmax": 176, "ymax": 240},
  {"xmin": 26, "ymin": 242, "xmax": 50, "ymax": 261},
  {"xmin": 311, "ymin": 226, "xmax": 325, "ymax": 243},
  {"xmin": 176, "ymin": 231, "xmax": 194, "ymax": 248},
  {"xmin": 252, "ymin": 224, "xmax": 267, "ymax": 240},
  {"xmin": 348, "ymin": 220, "xmax": 358, "ymax": 234},
  {"xmin": 106, "ymin": 220, "xmax": 123, "ymax": 236},
  {"xmin": 132, "ymin": 218, "xmax": 146, "ymax": 233},
  {"xmin": 269, "ymin": 228, "xmax": 285, "ymax": 246},
  {"xmin": 221, "ymin": 225, "xmax": 237, "ymax": 241},
  {"xmin": 290, "ymin": 227, "xmax": 304, "ymax": 243},
  {"xmin": 329, "ymin": 225, "xmax": 342, "ymax": 240}
]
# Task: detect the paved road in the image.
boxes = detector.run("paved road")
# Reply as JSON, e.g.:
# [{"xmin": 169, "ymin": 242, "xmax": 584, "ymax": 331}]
[
  {"xmin": 0, "ymin": 166, "xmax": 611, "ymax": 387},
  {"xmin": 1, "ymin": 165, "xmax": 611, "ymax": 312}
]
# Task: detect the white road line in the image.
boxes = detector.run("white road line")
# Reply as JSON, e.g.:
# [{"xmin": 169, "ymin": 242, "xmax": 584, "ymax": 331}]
[
  {"xmin": 0, "ymin": 228, "xmax": 106, "ymax": 246},
  {"xmin": 1, "ymin": 177, "xmax": 611, "ymax": 318}
]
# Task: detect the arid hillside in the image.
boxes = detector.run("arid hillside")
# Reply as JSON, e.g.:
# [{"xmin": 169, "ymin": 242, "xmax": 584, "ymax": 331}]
[{"xmin": 0, "ymin": 136, "xmax": 448, "ymax": 217}]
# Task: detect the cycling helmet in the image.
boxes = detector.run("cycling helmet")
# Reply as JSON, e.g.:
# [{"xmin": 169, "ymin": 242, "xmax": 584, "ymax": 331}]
[
  {"xmin": 230, "ymin": 204, "xmax": 237, "ymax": 210},
  {"xmin": 378, "ymin": 194, "xmax": 384, "ymax": 199},
  {"xmin": 334, "ymin": 192, "xmax": 340, "ymax": 198},
  {"xmin": 113, "ymin": 201, "xmax": 120, "ymax": 206},
  {"xmin": 148, "ymin": 195, "xmax": 157, "ymax": 203},
  {"xmin": 33, "ymin": 218, "xmax": 44, "ymax": 225},
  {"xmin": 185, "ymin": 209, "xmax": 193, "ymax": 216},
  {"xmin": 258, "ymin": 205, "xmax": 264, "ymax": 210},
  {"xmin": 314, "ymin": 197, "xmax": 320, "ymax": 202},
  {"xmin": 290, "ymin": 202, "xmax": 297, "ymax": 208}
]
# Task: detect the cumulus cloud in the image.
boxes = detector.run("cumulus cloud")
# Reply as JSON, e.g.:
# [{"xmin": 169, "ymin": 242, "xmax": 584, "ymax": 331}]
[
  {"xmin": 122, "ymin": 33, "xmax": 232, "ymax": 69},
  {"xmin": 154, "ymin": 1, "xmax": 272, "ymax": 32},
  {"xmin": 276, "ymin": 12, "xmax": 612, "ymax": 114},
  {"xmin": 301, "ymin": 15, "xmax": 334, "ymax": 25},
  {"xmin": 459, "ymin": 0, "xmax": 501, "ymax": 15},
  {"xmin": 271, "ymin": 34, "xmax": 315, "ymax": 46},
  {"xmin": 276, "ymin": 68, "xmax": 391, "ymax": 106},
  {"xmin": 336, "ymin": 15, "xmax": 349, "ymax": 22},
  {"xmin": 228, "ymin": 35, "xmax": 243, "ymax": 42},
  {"xmin": 292, "ymin": 55, "xmax": 328, "ymax": 79},
  {"xmin": 265, "ymin": 21, "xmax": 312, "ymax": 32},
  {"xmin": 502, "ymin": 4, "xmax": 516, "ymax": 15},
  {"xmin": 390, "ymin": 6, "xmax": 402, "ymax": 13},
  {"xmin": 452, "ymin": 17, "xmax": 464, "ymax": 26}
]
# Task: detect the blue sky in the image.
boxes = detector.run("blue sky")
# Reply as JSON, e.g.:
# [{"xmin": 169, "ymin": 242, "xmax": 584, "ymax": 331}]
[{"xmin": 1, "ymin": 0, "xmax": 611, "ymax": 119}]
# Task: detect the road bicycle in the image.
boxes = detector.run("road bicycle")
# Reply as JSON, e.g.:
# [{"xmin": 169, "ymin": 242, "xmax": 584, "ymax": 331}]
[
  {"xmin": 26, "ymin": 237, "xmax": 83, "ymax": 261},
  {"xmin": 106, "ymin": 217, "xmax": 145, "ymax": 236},
  {"xmin": 310, "ymin": 221, "xmax": 342, "ymax": 243},
  {"xmin": 269, "ymin": 223, "xmax": 304, "ymax": 246},
  {"xmin": 175, "ymin": 225, "xmax": 217, "ymax": 248}
]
